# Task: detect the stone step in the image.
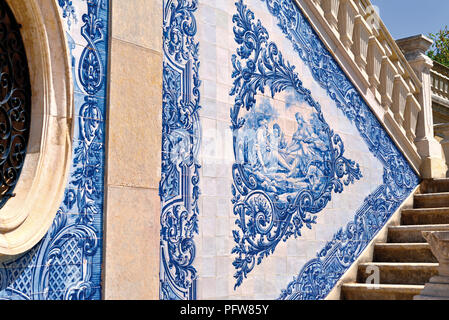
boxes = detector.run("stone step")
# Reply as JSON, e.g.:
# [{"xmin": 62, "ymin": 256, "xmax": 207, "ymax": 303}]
[
  {"xmin": 421, "ymin": 179, "xmax": 449, "ymax": 194},
  {"xmin": 340, "ymin": 283, "xmax": 424, "ymax": 300},
  {"xmin": 373, "ymin": 243, "xmax": 437, "ymax": 263},
  {"xmin": 401, "ymin": 207, "xmax": 449, "ymax": 225},
  {"xmin": 388, "ymin": 224, "xmax": 449, "ymax": 243},
  {"xmin": 414, "ymin": 276, "xmax": 449, "ymax": 300},
  {"xmin": 414, "ymin": 193, "xmax": 449, "ymax": 209},
  {"xmin": 415, "ymin": 295, "xmax": 449, "ymax": 300},
  {"xmin": 357, "ymin": 263, "xmax": 439, "ymax": 285},
  {"xmin": 339, "ymin": 179, "xmax": 449, "ymax": 300}
]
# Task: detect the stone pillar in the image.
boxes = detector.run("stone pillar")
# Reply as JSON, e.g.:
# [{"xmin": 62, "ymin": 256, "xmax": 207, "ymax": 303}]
[
  {"xmin": 414, "ymin": 231, "xmax": 449, "ymax": 300},
  {"xmin": 397, "ymin": 35, "xmax": 446, "ymax": 178},
  {"xmin": 103, "ymin": 0, "xmax": 162, "ymax": 299}
]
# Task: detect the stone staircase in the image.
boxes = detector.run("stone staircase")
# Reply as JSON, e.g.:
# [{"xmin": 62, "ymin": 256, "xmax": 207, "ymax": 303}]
[{"xmin": 341, "ymin": 179, "xmax": 449, "ymax": 300}]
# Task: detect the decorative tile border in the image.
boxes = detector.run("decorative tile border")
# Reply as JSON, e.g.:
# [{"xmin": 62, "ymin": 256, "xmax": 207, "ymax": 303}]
[
  {"xmin": 253, "ymin": 0, "xmax": 419, "ymax": 300},
  {"xmin": 0, "ymin": 0, "xmax": 109, "ymax": 300}
]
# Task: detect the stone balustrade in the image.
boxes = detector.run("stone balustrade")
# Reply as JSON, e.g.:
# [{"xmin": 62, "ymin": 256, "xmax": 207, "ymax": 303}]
[
  {"xmin": 299, "ymin": 0, "xmax": 446, "ymax": 178},
  {"xmin": 431, "ymin": 61, "xmax": 449, "ymax": 106},
  {"xmin": 431, "ymin": 61, "xmax": 449, "ymax": 176}
]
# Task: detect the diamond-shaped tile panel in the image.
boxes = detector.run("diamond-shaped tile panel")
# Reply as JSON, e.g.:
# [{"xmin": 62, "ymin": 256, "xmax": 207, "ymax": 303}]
[
  {"xmin": 47, "ymin": 265, "xmax": 66, "ymax": 299},
  {"xmin": 5, "ymin": 246, "xmax": 38, "ymax": 269},
  {"xmin": 6, "ymin": 246, "xmax": 39, "ymax": 297},
  {"xmin": 62, "ymin": 237, "xmax": 83, "ymax": 266},
  {"xmin": 8, "ymin": 268, "xmax": 33, "ymax": 298},
  {"xmin": 47, "ymin": 238, "xmax": 83, "ymax": 300}
]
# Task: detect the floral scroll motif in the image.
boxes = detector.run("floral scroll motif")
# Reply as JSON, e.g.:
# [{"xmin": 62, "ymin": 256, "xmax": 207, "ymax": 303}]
[
  {"xmin": 0, "ymin": 0, "xmax": 108, "ymax": 300},
  {"xmin": 252, "ymin": 0, "xmax": 419, "ymax": 300},
  {"xmin": 57, "ymin": 0, "xmax": 78, "ymax": 28},
  {"xmin": 160, "ymin": 0, "xmax": 202, "ymax": 300},
  {"xmin": 230, "ymin": 0, "xmax": 362, "ymax": 289}
]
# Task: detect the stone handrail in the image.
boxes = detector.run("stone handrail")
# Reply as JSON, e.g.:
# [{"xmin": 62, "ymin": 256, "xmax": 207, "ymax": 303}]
[
  {"xmin": 298, "ymin": 0, "xmax": 446, "ymax": 177},
  {"xmin": 431, "ymin": 61, "xmax": 449, "ymax": 104}
]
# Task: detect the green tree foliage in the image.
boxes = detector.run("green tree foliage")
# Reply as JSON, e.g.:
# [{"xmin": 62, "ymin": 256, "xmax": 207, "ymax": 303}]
[{"xmin": 428, "ymin": 26, "xmax": 449, "ymax": 67}]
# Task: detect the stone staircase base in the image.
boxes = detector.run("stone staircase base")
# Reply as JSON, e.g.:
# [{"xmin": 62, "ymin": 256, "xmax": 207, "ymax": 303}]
[{"xmin": 341, "ymin": 178, "xmax": 449, "ymax": 300}]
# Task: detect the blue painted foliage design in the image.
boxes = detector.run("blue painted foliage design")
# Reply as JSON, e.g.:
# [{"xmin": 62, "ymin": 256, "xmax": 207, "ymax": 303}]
[
  {"xmin": 160, "ymin": 0, "xmax": 201, "ymax": 300},
  {"xmin": 250, "ymin": 0, "xmax": 419, "ymax": 299},
  {"xmin": 0, "ymin": 0, "xmax": 108, "ymax": 300},
  {"xmin": 57, "ymin": 0, "xmax": 78, "ymax": 29},
  {"xmin": 230, "ymin": 0, "xmax": 362, "ymax": 289}
]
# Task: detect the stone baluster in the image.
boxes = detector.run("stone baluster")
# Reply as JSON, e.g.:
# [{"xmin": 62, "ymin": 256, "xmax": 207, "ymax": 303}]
[
  {"xmin": 380, "ymin": 38, "xmax": 393, "ymax": 58},
  {"xmin": 414, "ymin": 231, "xmax": 449, "ymax": 300},
  {"xmin": 354, "ymin": 0, "xmax": 366, "ymax": 14},
  {"xmin": 379, "ymin": 57, "xmax": 395, "ymax": 111},
  {"xmin": 404, "ymin": 93, "xmax": 421, "ymax": 143},
  {"xmin": 352, "ymin": 14, "xmax": 370, "ymax": 78},
  {"xmin": 338, "ymin": 0, "xmax": 357, "ymax": 52},
  {"xmin": 443, "ymin": 76, "xmax": 449, "ymax": 99},
  {"xmin": 396, "ymin": 35, "xmax": 446, "ymax": 178},
  {"xmin": 392, "ymin": 58, "xmax": 406, "ymax": 77},
  {"xmin": 406, "ymin": 76, "xmax": 417, "ymax": 96},
  {"xmin": 392, "ymin": 75, "xmax": 408, "ymax": 127},
  {"xmin": 321, "ymin": 0, "xmax": 340, "ymax": 32},
  {"xmin": 361, "ymin": 0, "xmax": 380, "ymax": 37},
  {"xmin": 431, "ymin": 68, "xmax": 449, "ymax": 101},
  {"xmin": 431, "ymin": 72, "xmax": 440, "ymax": 96},
  {"xmin": 367, "ymin": 35, "xmax": 384, "ymax": 102}
]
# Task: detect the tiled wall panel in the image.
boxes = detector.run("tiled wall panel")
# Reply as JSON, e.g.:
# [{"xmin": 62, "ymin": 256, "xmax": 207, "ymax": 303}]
[
  {"xmin": 160, "ymin": 0, "xmax": 419, "ymax": 300},
  {"xmin": 0, "ymin": 0, "xmax": 108, "ymax": 300}
]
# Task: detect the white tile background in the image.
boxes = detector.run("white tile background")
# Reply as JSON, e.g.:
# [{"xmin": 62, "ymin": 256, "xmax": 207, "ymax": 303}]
[{"xmin": 196, "ymin": 0, "xmax": 384, "ymax": 299}]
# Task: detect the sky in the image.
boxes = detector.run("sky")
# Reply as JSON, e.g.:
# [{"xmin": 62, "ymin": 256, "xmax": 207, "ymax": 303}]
[{"xmin": 371, "ymin": 0, "xmax": 449, "ymax": 40}]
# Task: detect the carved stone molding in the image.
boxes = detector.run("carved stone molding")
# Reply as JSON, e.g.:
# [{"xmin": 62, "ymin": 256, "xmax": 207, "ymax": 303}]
[
  {"xmin": 0, "ymin": 0, "xmax": 73, "ymax": 256},
  {"xmin": 423, "ymin": 231, "xmax": 449, "ymax": 275},
  {"xmin": 415, "ymin": 231, "xmax": 449, "ymax": 299}
]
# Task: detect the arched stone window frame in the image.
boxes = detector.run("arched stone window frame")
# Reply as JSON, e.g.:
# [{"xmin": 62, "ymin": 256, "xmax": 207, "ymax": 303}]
[{"xmin": 0, "ymin": 0, "xmax": 73, "ymax": 256}]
